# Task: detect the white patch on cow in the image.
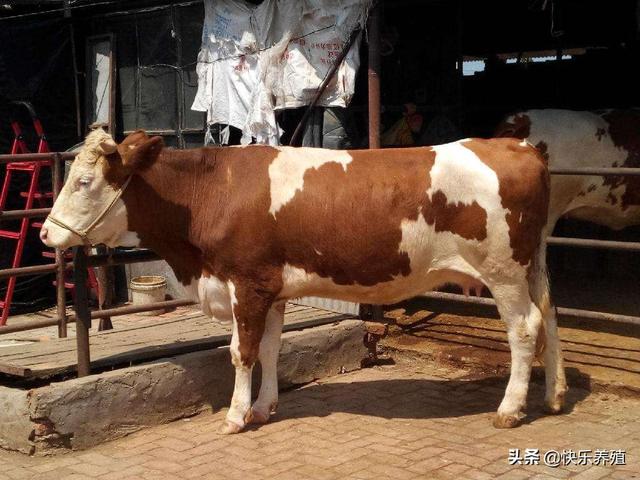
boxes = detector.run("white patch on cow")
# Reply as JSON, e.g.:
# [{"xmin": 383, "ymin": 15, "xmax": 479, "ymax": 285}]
[
  {"xmin": 268, "ymin": 147, "xmax": 353, "ymax": 216},
  {"xmin": 184, "ymin": 275, "xmax": 233, "ymax": 323},
  {"xmin": 252, "ymin": 302, "xmax": 284, "ymax": 421},
  {"xmin": 313, "ymin": 248, "xmax": 323, "ymax": 256}
]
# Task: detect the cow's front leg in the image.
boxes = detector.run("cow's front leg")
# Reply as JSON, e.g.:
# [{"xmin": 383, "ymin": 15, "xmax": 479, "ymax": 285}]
[
  {"xmin": 219, "ymin": 283, "xmax": 271, "ymax": 435},
  {"xmin": 246, "ymin": 301, "xmax": 285, "ymax": 425}
]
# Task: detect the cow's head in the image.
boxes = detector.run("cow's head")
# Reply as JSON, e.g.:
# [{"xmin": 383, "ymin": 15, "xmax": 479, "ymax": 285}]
[{"xmin": 40, "ymin": 129, "xmax": 163, "ymax": 249}]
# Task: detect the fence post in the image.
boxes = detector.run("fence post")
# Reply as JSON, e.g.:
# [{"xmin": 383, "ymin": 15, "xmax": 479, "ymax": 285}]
[
  {"xmin": 52, "ymin": 153, "xmax": 68, "ymax": 338},
  {"xmin": 73, "ymin": 246, "xmax": 92, "ymax": 377},
  {"xmin": 366, "ymin": 2, "xmax": 384, "ymax": 322}
]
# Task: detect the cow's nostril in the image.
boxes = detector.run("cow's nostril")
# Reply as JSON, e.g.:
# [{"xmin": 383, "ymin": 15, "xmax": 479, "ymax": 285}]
[{"xmin": 40, "ymin": 227, "xmax": 48, "ymax": 241}]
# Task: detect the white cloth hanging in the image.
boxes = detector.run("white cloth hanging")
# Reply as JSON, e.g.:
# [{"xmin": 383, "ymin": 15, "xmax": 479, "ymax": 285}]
[{"xmin": 191, "ymin": 0, "xmax": 371, "ymax": 145}]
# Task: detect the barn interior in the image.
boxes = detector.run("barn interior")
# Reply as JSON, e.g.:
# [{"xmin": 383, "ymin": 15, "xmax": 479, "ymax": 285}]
[{"xmin": 1, "ymin": 0, "xmax": 639, "ymax": 317}]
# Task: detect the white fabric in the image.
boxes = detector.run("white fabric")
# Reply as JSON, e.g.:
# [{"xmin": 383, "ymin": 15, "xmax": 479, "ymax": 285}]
[{"xmin": 191, "ymin": 0, "xmax": 371, "ymax": 145}]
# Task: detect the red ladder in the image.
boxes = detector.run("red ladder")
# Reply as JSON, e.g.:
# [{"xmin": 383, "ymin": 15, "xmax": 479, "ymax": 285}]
[
  {"xmin": 0, "ymin": 103, "xmax": 100, "ymax": 326},
  {"xmin": 0, "ymin": 102, "xmax": 52, "ymax": 325}
]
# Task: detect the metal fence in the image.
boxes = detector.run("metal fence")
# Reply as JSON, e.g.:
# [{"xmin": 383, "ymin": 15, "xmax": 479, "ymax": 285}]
[{"xmin": 2, "ymin": 152, "xmax": 640, "ymax": 378}]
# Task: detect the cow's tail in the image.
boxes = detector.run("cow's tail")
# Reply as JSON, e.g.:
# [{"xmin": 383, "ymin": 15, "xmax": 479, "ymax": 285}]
[{"xmin": 527, "ymin": 239, "xmax": 552, "ymax": 359}]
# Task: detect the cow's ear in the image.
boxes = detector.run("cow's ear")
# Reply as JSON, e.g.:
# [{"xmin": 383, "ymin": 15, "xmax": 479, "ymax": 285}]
[{"xmin": 120, "ymin": 136, "xmax": 164, "ymax": 171}]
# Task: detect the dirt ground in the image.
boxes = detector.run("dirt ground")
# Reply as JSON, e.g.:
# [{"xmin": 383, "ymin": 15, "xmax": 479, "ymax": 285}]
[{"xmin": 383, "ymin": 298, "xmax": 640, "ymax": 397}]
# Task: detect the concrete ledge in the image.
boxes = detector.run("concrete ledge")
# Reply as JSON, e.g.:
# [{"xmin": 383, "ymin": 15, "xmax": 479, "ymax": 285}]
[{"xmin": 0, "ymin": 320, "xmax": 367, "ymax": 455}]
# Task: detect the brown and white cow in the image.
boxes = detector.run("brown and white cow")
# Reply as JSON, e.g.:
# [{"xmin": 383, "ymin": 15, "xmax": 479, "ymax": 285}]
[
  {"xmin": 496, "ymin": 109, "xmax": 640, "ymax": 231},
  {"xmin": 40, "ymin": 129, "xmax": 566, "ymax": 433}
]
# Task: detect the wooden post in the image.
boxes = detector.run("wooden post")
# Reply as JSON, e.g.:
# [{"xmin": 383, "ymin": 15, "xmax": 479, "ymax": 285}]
[{"xmin": 73, "ymin": 246, "xmax": 92, "ymax": 377}]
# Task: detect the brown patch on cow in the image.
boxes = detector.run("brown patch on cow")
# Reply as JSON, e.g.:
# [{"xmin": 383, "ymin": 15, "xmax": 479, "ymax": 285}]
[
  {"xmin": 596, "ymin": 127, "xmax": 607, "ymax": 141},
  {"xmin": 535, "ymin": 141, "xmax": 549, "ymax": 164},
  {"xmin": 601, "ymin": 110, "xmax": 640, "ymax": 209},
  {"xmin": 462, "ymin": 139, "xmax": 550, "ymax": 266},
  {"xmin": 424, "ymin": 190, "xmax": 487, "ymax": 241},
  {"xmin": 494, "ymin": 113, "xmax": 531, "ymax": 140},
  {"xmin": 577, "ymin": 184, "xmax": 598, "ymax": 197},
  {"xmin": 272, "ymin": 149, "xmax": 431, "ymax": 286}
]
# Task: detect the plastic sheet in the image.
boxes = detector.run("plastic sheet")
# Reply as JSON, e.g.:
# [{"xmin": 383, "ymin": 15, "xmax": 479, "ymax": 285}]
[{"xmin": 192, "ymin": 0, "xmax": 371, "ymax": 145}]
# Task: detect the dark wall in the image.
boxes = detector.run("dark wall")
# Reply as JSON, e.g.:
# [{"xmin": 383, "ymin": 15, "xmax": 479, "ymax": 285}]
[
  {"xmin": 79, "ymin": 2, "xmax": 206, "ymax": 146},
  {"xmin": 0, "ymin": 17, "xmax": 78, "ymax": 153}
]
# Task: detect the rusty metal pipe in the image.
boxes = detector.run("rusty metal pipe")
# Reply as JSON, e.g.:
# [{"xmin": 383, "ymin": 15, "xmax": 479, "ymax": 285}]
[
  {"xmin": 547, "ymin": 236, "xmax": 640, "ymax": 252},
  {"xmin": 0, "ymin": 152, "xmax": 76, "ymax": 164},
  {"xmin": 367, "ymin": 3, "xmax": 381, "ymax": 149},
  {"xmin": 85, "ymin": 249, "xmax": 160, "ymax": 267},
  {"xmin": 0, "ymin": 299, "xmax": 196, "ymax": 335},
  {"xmin": 0, "ymin": 263, "xmax": 71, "ymax": 280},
  {"xmin": 0, "ymin": 208, "xmax": 51, "ymax": 220},
  {"xmin": 418, "ymin": 291, "xmax": 640, "ymax": 326},
  {"xmin": 52, "ymin": 154, "xmax": 68, "ymax": 338},
  {"xmin": 73, "ymin": 247, "xmax": 92, "ymax": 377},
  {"xmin": 549, "ymin": 167, "xmax": 640, "ymax": 176}
]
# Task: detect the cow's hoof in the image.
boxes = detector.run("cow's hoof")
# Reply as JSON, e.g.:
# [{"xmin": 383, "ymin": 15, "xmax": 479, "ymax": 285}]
[
  {"xmin": 218, "ymin": 420, "xmax": 244, "ymax": 435},
  {"xmin": 245, "ymin": 407, "xmax": 270, "ymax": 425},
  {"xmin": 544, "ymin": 398, "xmax": 565, "ymax": 415},
  {"xmin": 493, "ymin": 413, "xmax": 522, "ymax": 429}
]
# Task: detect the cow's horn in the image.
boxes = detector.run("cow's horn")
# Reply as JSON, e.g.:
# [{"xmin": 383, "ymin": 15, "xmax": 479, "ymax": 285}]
[{"xmin": 98, "ymin": 138, "xmax": 118, "ymax": 155}]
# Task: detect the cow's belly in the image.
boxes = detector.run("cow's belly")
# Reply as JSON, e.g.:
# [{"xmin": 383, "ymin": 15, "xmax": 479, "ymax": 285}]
[
  {"xmin": 279, "ymin": 263, "xmax": 483, "ymax": 305},
  {"xmin": 184, "ymin": 275, "xmax": 233, "ymax": 323}
]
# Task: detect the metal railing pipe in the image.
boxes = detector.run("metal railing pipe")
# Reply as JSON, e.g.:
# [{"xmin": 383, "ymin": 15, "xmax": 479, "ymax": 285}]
[
  {"xmin": 547, "ymin": 236, "xmax": 640, "ymax": 252},
  {"xmin": 549, "ymin": 167, "xmax": 640, "ymax": 176},
  {"xmin": 0, "ymin": 152, "xmax": 76, "ymax": 164},
  {"xmin": 0, "ymin": 299, "xmax": 196, "ymax": 335},
  {"xmin": 419, "ymin": 291, "xmax": 640, "ymax": 327}
]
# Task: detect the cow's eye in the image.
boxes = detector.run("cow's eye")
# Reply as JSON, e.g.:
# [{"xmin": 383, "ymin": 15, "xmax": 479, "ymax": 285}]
[{"xmin": 78, "ymin": 176, "xmax": 93, "ymax": 187}]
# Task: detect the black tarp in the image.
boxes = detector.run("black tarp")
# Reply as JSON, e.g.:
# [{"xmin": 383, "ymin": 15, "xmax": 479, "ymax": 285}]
[{"xmin": 0, "ymin": 17, "xmax": 77, "ymax": 314}]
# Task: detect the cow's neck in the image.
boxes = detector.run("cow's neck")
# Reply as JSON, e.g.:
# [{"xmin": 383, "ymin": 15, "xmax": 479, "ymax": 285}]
[{"xmin": 122, "ymin": 147, "xmax": 229, "ymax": 285}]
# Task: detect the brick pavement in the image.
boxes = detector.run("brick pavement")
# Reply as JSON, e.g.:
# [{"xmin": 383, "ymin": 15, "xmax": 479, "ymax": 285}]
[{"xmin": 0, "ymin": 353, "xmax": 638, "ymax": 480}]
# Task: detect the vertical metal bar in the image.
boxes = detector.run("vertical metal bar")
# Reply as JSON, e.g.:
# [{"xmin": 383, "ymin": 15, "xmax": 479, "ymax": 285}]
[
  {"xmin": 64, "ymin": 0, "xmax": 82, "ymax": 140},
  {"xmin": 172, "ymin": 5, "xmax": 185, "ymax": 149},
  {"xmin": 366, "ymin": 2, "xmax": 383, "ymax": 321},
  {"xmin": 367, "ymin": 2, "xmax": 381, "ymax": 149},
  {"xmin": 52, "ymin": 154, "xmax": 68, "ymax": 338},
  {"xmin": 73, "ymin": 246, "xmax": 92, "ymax": 377}
]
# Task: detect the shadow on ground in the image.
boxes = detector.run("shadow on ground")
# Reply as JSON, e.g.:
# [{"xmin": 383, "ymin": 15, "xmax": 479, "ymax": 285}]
[{"xmin": 267, "ymin": 373, "xmax": 590, "ymax": 428}]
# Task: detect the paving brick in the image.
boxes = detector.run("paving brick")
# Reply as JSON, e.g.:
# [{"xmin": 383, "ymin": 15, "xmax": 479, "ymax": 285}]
[{"xmin": 0, "ymin": 357, "xmax": 638, "ymax": 480}]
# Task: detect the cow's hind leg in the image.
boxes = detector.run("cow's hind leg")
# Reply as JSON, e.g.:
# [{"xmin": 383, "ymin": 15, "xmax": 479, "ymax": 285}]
[
  {"xmin": 490, "ymin": 282, "xmax": 542, "ymax": 428},
  {"xmin": 219, "ymin": 283, "xmax": 272, "ymax": 435},
  {"xmin": 246, "ymin": 301, "xmax": 285, "ymax": 425}
]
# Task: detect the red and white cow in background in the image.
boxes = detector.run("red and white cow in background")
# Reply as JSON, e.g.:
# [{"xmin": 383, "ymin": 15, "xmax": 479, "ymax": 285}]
[
  {"xmin": 40, "ymin": 129, "xmax": 566, "ymax": 433},
  {"xmin": 496, "ymin": 109, "xmax": 640, "ymax": 231}
]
